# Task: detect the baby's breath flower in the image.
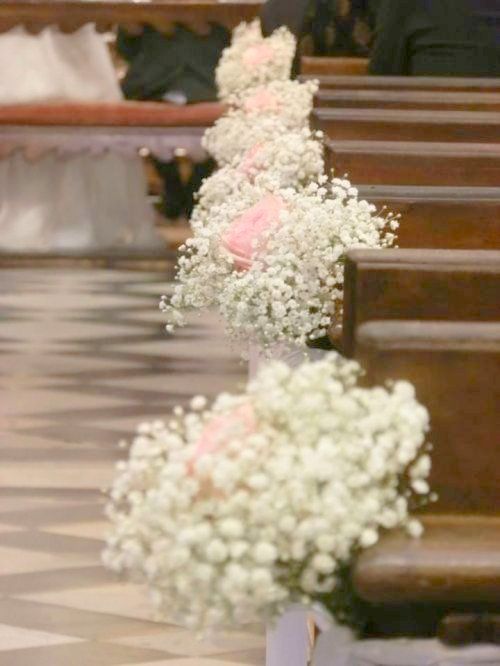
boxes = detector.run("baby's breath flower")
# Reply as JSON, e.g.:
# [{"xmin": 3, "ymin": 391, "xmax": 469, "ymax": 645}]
[
  {"xmin": 215, "ymin": 21, "xmax": 296, "ymax": 100},
  {"xmin": 103, "ymin": 354, "xmax": 431, "ymax": 631},
  {"xmin": 163, "ymin": 176, "xmax": 397, "ymax": 350}
]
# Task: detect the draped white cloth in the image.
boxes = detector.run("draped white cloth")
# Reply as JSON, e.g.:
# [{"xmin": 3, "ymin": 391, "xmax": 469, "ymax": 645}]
[{"xmin": 0, "ymin": 26, "xmax": 158, "ymax": 251}]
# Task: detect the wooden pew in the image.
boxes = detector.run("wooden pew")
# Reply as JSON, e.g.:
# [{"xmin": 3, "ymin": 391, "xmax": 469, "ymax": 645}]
[
  {"xmin": 315, "ymin": 89, "xmax": 500, "ymax": 112},
  {"xmin": 0, "ymin": 101, "xmax": 225, "ymax": 162},
  {"xmin": 0, "ymin": 101, "xmax": 225, "ymax": 127},
  {"xmin": 339, "ymin": 249, "xmax": 500, "ymax": 357},
  {"xmin": 301, "ymin": 74, "xmax": 500, "ymax": 93},
  {"xmin": 351, "ymin": 320, "xmax": 500, "ymax": 636},
  {"xmin": 326, "ymin": 140, "xmax": 500, "ymax": 187},
  {"xmin": 312, "ymin": 108, "xmax": 500, "ymax": 143},
  {"xmin": 358, "ymin": 186, "xmax": 500, "ymax": 250},
  {"xmin": 0, "ymin": 0, "xmax": 264, "ymax": 34},
  {"xmin": 301, "ymin": 56, "xmax": 368, "ymax": 77}
]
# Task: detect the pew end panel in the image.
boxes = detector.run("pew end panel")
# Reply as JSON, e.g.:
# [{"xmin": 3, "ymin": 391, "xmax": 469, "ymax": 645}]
[
  {"xmin": 349, "ymin": 321, "xmax": 500, "ymax": 628},
  {"xmin": 355, "ymin": 320, "xmax": 500, "ymax": 515},
  {"xmin": 338, "ymin": 249, "xmax": 500, "ymax": 357}
]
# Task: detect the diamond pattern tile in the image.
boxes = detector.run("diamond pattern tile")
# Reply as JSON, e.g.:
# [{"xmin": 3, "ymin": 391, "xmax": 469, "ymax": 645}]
[{"xmin": 0, "ymin": 268, "xmax": 264, "ymax": 666}]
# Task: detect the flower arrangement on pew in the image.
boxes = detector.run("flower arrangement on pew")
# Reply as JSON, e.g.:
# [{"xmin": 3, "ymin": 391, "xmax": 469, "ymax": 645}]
[
  {"xmin": 204, "ymin": 79, "xmax": 319, "ymax": 165},
  {"xmin": 228, "ymin": 79, "xmax": 319, "ymax": 127},
  {"xmin": 192, "ymin": 128, "xmax": 324, "ymax": 219},
  {"xmin": 103, "ymin": 354, "xmax": 431, "ymax": 632},
  {"xmin": 162, "ymin": 176, "xmax": 398, "ymax": 350},
  {"xmin": 215, "ymin": 20, "xmax": 296, "ymax": 100},
  {"xmin": 161, "ymin": 19, "xmax": 402, "ymax": 354}
]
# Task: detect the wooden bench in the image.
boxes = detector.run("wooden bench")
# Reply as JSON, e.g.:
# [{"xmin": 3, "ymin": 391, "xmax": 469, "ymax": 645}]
[
  {"xmin": 0, "ymin": 101, "xmax": 225, "ymax": 161},
  {"xmin": 315, "ymin": 89, "xmax": 500, "ymax": 112},
  {"xmin": 312, "ymin": 108, "xmax": 500, "ymax": 143},
  {"xmin": 0, "ymin": 0, "xmax": 263, "ymax": 34},
  {"xmin": 0, "ymin": 101, "xmax": 225, "ymax": 127},
  {"xmin": 351, "ymin": 321, "xmax": 500, "ymax": 631},
  {"xmin": 325, "ymin": 140, "xmax": 500, "ymax": 186},
  {"xmin": 339, "ymin": 249, "xmax": 500, "ymax": 357},
  {"xmin": 358, "ymin": 186, "xmax": 500, "ymax": 250},
  {"xmin": 301, "ymin": 74, "xmax": 500, "ymax": 93},
  {"xmin": 301, "ymin": 56, "xmax": 368, "ymax": 77}
]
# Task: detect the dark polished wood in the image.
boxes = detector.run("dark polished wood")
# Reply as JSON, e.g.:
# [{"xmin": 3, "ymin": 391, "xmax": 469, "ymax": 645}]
[
  {"xmin": 353, "ymin": 514, "xmax": 500, "ymax": 602},
  {"xmin": 339, "ymin": 249, "xmax": 500, "ymax": 357},
  {"xmin": 358, "ymin": 186, "xmax": 500, "ymax": 250},
  {"xmin": 301, "ymin": 56, "xmax": 368, "ymax": 77},
  {"xmin": 0, "ymin": 1, "xmax": 263, "ymax": 34},
  {"xmin": 326, "ymin": 140, "xmax": 500, "ymax": 186},
  {"xmin": 315, "ymin": 89, "xmax": 500, "ymax": 111},
  {"xmin": 301, "ymin": 74, "xmax": 500, "ymax": 93},
  {"xmin": 313, "ymin": 108, "xmax": 500, "ymax": 143}
]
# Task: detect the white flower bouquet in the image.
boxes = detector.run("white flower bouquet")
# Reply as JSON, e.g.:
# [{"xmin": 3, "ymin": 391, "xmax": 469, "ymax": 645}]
[
  {"xmin": 192, "ymin": 128, "xmax": 324, "ymax": 220},
  {"xmin": 162, "ymin": 176, "xmax": 398, "ymax": 349},
  {"xmin": 227, "ymin": 79, "xmax": 319, "ymax": 129},
  {"xmin": 103, "ymin": 353, "xmax": 431, "ymax": 631},
  {"xmin": 215, "ymin": 20, "xmax": 296, "ymax": 100},
  {"xmin": 203, "ymin": 114, "xmax": 290, "ymax": 167}
]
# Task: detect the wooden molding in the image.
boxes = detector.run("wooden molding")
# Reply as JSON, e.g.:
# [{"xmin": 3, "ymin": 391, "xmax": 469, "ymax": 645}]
[{"xmin": 0, "ymin": 1, "xmax": 264, "ymax": 34}]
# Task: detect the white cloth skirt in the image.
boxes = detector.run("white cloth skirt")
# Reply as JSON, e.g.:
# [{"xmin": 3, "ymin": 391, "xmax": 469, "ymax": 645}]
[{"xmin": 0, "ymin": 26, "xmax": 158, "ymax": 251}]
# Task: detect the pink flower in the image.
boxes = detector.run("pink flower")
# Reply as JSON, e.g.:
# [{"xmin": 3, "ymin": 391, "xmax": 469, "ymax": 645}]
[
  {"xmin": 221, "ymin": 194, "xmax": 284, "ymax": 271},
  {"xmin": 192, "ymin": 404, "xmax": 255, "ymax": 464},
  {"xmin": 243, "ymin": 88, "xmax": 280, "ymax": 113},
  {"xmin": 237, "ymin": 143, "xmax": 265, "ymax": 178},
  {"xmin": 242, "ymin": 43, "xmax": 274, "ymax": 67}
]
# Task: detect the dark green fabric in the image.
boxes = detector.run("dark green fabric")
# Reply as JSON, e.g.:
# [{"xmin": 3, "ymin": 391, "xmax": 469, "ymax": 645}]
[
  {"xmin": 369, "ymin": 0, "xmax": 500, "ymax": 76},
  {"xmin": 117, "ymin": 25, "xmax": 229, "ymax": 103}
]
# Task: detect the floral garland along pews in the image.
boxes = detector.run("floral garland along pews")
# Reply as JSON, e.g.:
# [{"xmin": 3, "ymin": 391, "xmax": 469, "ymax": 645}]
[
  {"xmin": 104, "ymin": 355, "xmax": 431, "ymax": 631},
  {"xmin": 105, "ymin": 19, "xmax": 431, "ymax": 645},
  {"xmin": 161, "ymin": 19, "xmax": 400, "ymax": 353}
]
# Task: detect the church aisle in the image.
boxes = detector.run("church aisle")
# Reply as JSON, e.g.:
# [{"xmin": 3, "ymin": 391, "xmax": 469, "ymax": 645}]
[{"xmin": 0, "ymin": 268, "xmax": 264, "ymax": 666}]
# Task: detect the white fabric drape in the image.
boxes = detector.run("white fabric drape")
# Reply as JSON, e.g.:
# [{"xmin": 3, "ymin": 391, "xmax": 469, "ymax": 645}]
[{"xmin": 0, "ymin": 26, "xmax": 158, "ymax": 251}]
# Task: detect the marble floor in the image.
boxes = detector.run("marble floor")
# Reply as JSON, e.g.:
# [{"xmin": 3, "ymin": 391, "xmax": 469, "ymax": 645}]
[{"xmin": 0, "ymin": 268, "xmax": 265, "ymax": 665}]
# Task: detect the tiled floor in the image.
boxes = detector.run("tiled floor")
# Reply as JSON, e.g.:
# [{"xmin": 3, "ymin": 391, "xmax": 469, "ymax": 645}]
[{"xmin": 0, "ymin": 269, "xmax": 265, "ymax": 665}]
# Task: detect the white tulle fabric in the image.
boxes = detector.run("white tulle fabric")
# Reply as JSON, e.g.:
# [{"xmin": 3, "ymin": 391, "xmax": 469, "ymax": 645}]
[{"xmin": 0, "ymin": 26, "xmax": 158, "ymax": 251}]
